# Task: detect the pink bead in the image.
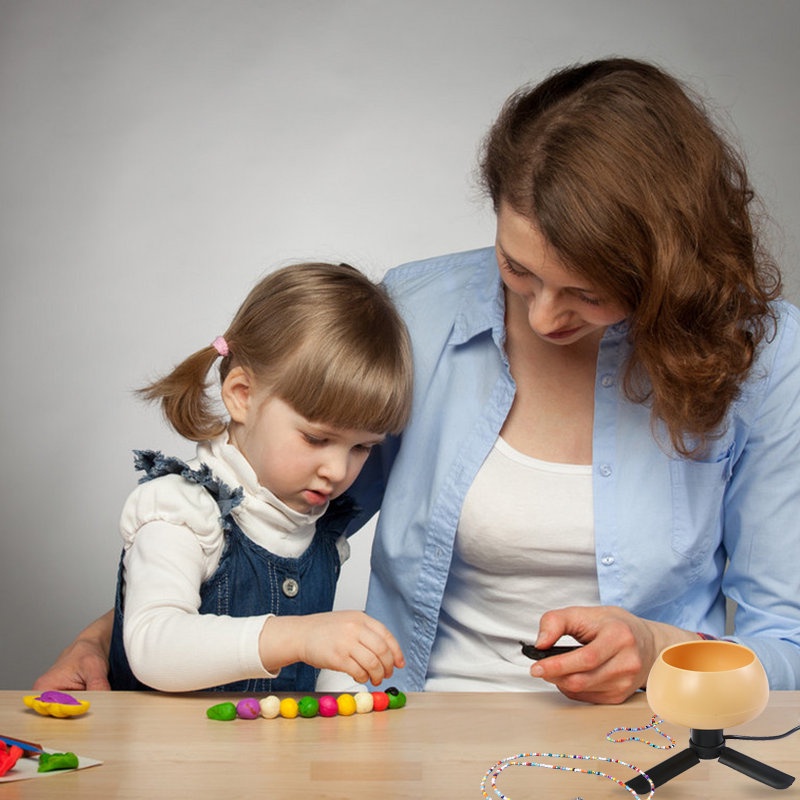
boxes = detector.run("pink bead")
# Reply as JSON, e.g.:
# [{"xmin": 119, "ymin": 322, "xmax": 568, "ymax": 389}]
[{"xmin": 318, "ymin": 695, "xmax": 339, "ymax": 717}]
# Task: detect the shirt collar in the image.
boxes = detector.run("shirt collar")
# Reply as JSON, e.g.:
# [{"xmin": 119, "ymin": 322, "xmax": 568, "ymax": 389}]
[{"xmin": 449, "ymin": 249, "xmax": 506, "ymax": 347}]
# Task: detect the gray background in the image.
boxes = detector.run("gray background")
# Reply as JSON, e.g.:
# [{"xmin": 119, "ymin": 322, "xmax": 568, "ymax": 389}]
[{"xmin": 1, "ymin": 0, "xmax": 798, "ymax": 689}]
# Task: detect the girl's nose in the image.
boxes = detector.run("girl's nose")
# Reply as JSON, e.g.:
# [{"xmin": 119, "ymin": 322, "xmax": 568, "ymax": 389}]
[{"xmin": 318, "ymin": 450, "xmax": 349, "ymax": 484}]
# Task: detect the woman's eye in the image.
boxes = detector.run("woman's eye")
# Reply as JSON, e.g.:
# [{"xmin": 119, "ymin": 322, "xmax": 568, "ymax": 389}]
[
  {"xmin": 579, "ymin": 293, "xmax": 602, "ymax": 306},
  {"xmin": 501, "ymin": 257, "xmax": 527, "ymax": 277}
]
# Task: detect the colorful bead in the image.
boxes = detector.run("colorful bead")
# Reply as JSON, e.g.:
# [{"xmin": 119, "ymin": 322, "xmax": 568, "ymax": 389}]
[
  {"xmin": 371, "ymin": 691, "xmax": 389, "ymax": 711},
  {"xmin": 336, "ymin": 694, "xmax": 357, "ymax": 716},
  {"xmin": 236, "ymin": 698, "xmax": 261, "ymax": 719},
  {"xmin": 259, "ymin": 695, "xmax": 281, "ymax": 719},
  {"xmin": 298, "ymin": 696, "xmax": 320, "ymax": 718},
  {"xmin": 386, "ymin": 686, "xmax": 407, "ymax": 709},
  {"xmin": 279, "ymin": 697, "xmax": 299, "ymax": 719},
  {"xmin": 354, "ymin": 691, "xmax": 374, "ymax": 713},
  {"xmin": 318, "ymin": 695, "xmax": 339, "ymax": 717},
  {"xmin": 206, "ymin": 701, "xmax": 237, "ymax": 721},
  {"xmin": 207, "ymin": 686, "xmax": 408, "ymax": 723}
]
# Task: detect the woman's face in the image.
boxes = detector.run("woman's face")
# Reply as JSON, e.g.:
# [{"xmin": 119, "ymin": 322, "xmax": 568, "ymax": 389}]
[{"xmin": 495, "ymin": 202, "xmax": 627, "ymax": 345}]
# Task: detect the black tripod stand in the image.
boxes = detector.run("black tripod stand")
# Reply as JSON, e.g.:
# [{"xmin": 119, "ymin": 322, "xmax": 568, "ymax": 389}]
[{"xmin": 626, "ymin": 728, "xmax": 795, "ymax": 794}]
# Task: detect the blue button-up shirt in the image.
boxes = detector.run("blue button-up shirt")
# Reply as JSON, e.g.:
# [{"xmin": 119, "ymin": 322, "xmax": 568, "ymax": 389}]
[{"xmin": 344, "ymin": 247, "xmax": 800, "ymax": 691}]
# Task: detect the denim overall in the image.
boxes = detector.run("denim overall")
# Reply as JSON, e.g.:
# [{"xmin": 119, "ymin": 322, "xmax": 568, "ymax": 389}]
[{"xmin": 108, "ymin": 450, "xmax": 356, "ymax": 693}]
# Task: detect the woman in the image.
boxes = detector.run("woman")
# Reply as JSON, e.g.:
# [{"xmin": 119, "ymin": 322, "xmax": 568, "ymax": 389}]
[{"xmin": 35, "ymin": 58, "xmax": 800, "ymax": 703}]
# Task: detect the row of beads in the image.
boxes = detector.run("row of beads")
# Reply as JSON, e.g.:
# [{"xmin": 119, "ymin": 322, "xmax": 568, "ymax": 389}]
[{"xmin": 206, "ymin": 687, "xmax": 407, "ymax": 721}]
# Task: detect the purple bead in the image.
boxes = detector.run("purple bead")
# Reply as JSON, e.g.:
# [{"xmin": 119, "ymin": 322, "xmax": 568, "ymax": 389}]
[{"xmin": 236, "ymin": 697, "xmax": 261, "ymax": 719}]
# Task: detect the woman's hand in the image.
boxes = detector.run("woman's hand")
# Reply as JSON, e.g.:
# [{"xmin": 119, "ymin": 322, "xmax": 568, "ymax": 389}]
[
  {"xmin": 529, "ymin": 605, "xmax": 700, "ymax": 704},
  {"xmin": 32, "ymin": 610, "xmax": 114, "ymax": 691},
  {"xmin": 259, "ymin": 611, "xmax": 405, "ymax": 686}
]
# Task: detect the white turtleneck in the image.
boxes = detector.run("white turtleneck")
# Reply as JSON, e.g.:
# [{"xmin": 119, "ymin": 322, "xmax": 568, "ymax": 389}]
[{"xmin": 118, "ymin": 433, "xmax": 348, "ymax": 691}]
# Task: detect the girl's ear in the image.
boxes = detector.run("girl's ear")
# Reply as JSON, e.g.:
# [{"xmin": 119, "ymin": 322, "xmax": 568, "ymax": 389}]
[{"xmin": 221, "ymin": 366, "xmax": 254, "ymax": 424}]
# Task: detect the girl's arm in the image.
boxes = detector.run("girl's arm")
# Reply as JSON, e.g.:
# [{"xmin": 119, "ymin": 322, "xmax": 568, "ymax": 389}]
[{"xmin": 122, "ymin": 520, "xmax": 272, "ymax": 691}]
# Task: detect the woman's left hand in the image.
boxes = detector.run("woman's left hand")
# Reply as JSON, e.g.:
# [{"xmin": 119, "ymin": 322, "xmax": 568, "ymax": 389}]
[{"xmin": 529, "ymin": 605, "xmax": 699, "ymax": 704}]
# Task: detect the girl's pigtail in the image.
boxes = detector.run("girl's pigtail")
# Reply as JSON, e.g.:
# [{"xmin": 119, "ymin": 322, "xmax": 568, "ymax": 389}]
[{"xmin": 136, "ymin": 341, "xmax": 229, "ymax": 441}]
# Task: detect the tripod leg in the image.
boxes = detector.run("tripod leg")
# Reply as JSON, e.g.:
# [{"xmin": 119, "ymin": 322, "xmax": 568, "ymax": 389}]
[
  {"xmin": 719, "ymin": 746, "xmax": 795, "ymax": 790},
  {"xmin": 626, "ymin": 747, "xmax": 700, "ymax": 793}
]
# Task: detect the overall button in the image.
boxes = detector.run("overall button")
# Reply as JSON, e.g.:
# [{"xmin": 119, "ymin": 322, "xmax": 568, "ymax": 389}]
[
  {"xmin": 601, "ymin": 373, "xmax": 615, "ymax": 388},
  {"xmin": 282, "ymin": 578, "xmax": 299, "ymax": 598},
  {"xmin": 601, "ymin": 555, "xmax": 616, "ymax": 567},
  {"xmin": 599, "ymin": 463, "xmax": 613, "ymax": 477}
]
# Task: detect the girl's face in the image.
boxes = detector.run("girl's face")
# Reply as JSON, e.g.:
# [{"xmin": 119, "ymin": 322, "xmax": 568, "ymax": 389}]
[
  {"xmin": 224, "ymin": 373, "xmax": 384, "ymax": 513},
  {"xmin": 495, "ymin": 202, "xmax": 627, "ymax": 345}
]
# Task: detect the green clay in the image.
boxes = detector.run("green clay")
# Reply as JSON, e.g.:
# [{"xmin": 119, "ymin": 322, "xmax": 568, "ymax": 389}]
[
  {"xmin": 38, "ymin": 752, "xmax": 79, "ymax": 772},
  {"xmin": 386, "ymin": 687, "xmax": 407, "ymax": 709},
  {"xmin": 298, "ymin": 696, "xmax": 320, "ymax": 718},
  {"xmin": 206, "ymin": 701, "xmax": 238, "ymax": 721}
]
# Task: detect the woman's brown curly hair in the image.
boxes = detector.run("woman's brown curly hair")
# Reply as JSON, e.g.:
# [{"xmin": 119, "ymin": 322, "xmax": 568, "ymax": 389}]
[{"xmin": 480, "ymin": 57, "xmax": 781, "ymax": 457}]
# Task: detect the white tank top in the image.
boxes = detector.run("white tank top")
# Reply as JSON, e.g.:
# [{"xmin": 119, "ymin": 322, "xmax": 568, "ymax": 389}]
[{"xmin": 425, "ymin": 436, "xmax": 600, "ymax": 690}]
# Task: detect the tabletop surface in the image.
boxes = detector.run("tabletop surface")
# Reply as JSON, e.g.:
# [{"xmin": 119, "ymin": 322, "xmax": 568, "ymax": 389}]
[{"xmin": 1, "ymin": 689, "xmax": 798, "ymax": 798}]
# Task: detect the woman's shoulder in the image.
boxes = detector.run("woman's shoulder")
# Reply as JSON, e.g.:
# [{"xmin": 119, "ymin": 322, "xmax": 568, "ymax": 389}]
[{"xmin": 382, "ymin": 247, "xmax": 496, "ymax": 298}]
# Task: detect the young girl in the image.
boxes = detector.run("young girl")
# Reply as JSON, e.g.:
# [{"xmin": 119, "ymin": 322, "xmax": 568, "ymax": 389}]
[{"xmin": 107, "ymin": 262, "xmax": 413, "ymax": 693}]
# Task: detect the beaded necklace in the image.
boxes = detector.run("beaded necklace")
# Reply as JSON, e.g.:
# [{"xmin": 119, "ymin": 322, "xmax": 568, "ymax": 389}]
[{"xmin": 480, "ymin": 714, "xmax": 675, "ymax": 800}]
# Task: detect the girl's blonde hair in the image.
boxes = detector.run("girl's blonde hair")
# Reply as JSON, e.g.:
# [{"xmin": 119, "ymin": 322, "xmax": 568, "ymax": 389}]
[
  {"xmin": 480, "ymin": 58, "xmax": 781, "ymax": 457},
  {"xmin": 138, "ymin": 262, "xmax": 413, "ymax": 441}
]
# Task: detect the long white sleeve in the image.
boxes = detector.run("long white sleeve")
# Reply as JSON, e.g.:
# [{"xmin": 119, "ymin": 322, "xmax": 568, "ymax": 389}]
[{"xmin": 122, "ymin": 519, "xmax": 275, "ymax": 691}]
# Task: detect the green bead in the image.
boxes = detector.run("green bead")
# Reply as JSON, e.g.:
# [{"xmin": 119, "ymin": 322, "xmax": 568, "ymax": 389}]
[
  {"xmin": 37, "ymin": 752, "xmax": 79, "ymax": 772},
  {"xmin": 206, "ymin": 701, "xmax": 238, "ymax": 721},
  {"xmin": 298, "ymin": 696, "xmax": 320, "ymax": 718},
  {"xmin": 386, "ymin": 687, "xmax": 407, "ymax": 709}
]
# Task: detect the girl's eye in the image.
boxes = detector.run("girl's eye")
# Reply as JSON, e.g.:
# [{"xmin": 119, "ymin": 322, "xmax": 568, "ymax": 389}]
[
  {"xmin": 302, "ymin": 433, "xmax": 326, "ymax": 446},
  {"xmin": 579, "ymin": 293, "xmax": 602, "ymax": 306}
]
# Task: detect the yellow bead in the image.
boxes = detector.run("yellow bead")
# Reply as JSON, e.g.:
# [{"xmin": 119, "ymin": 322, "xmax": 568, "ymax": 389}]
[
  {"xmin": 336, "ymin": 693, "xmax": 357, "ymax": 716},
  {"xmin": 279, "ymin": 697, "xmax": 299, "ymax": 718}
]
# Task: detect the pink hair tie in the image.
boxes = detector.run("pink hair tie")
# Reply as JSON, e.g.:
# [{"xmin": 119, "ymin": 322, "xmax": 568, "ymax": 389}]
[{"xmin": 212, "ymin": 336, "xmax": 229, "ymax": 357}]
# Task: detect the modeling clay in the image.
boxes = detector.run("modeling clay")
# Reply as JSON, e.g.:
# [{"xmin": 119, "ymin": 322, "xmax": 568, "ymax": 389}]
[
  {"xmin": 336, "ymin": 693, "xmax": 357, "ymax": 716},
  {"xmin": 206, "ymin": 687, "xmax": 408, "ymax": 721},
  {"xmin": 279, "ymin": 697, "xmax": 299, "ymax": 718},
  {"xmin": 354, "ymin": 691, "xmax": 374, "ymax": 713},
  {"xmin": 37, "ymin": 751, "xmax": 79, "ymax": 772},
  {"xmin": 297, "ymin": 696, "xmax": 320, "ymax": 718},
  {"xmin": 371, "ymin": 690, "xmax": 389, "ymax": 711},
  {"xmin": 206, "ymin": 701, "xmax": 237, "ymax": 721},
  {"xmin": 0, "ymin": 743, "xmax": 23, "ymax": 777},
  {"xmin": 386, "ymin": 686, "xmax": 407, "ymax": 709},
  {"xmin": 235, "ymin": 698, "xmax": 260, "ymax": 719},
  {"xmin": 318, "ymin": 695, "xmax": 339, "ymax": 717},
  {"xmin": 23, "ymin": 692, "xmax": 90, "ymax": 718},
  {"xmin": 259, "ymin": 696, "xmax": 281, "ymax": 719}
]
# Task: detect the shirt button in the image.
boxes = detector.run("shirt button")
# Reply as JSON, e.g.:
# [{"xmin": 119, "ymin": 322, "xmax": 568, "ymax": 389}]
[
  {"xmin": 601, "ymin": 373, "xmax": 615, "ymax": 388},
  {"xmin": 282, "ymin": 578, "xmax": 299, "ymax": 598},
  {"xmin": 599, "ymin": 463, "xmax": 613, "ymax": 477},
  {"xmin": 601, "ymin": 555, "xmax": 615, "ymax": 566}
]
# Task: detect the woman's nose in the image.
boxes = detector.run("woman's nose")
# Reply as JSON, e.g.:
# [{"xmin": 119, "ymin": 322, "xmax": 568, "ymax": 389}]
[{"xmin": 527, "ymin": 288, "xmax": 566, "ymax": 332}]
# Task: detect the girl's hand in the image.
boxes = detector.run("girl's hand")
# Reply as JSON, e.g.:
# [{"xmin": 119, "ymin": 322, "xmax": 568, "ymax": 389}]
[
  {"xmin": 259, "ymin": 611, "xmax": 405, "ymax": 686},
  {"xmin": 528, "ymin": 605, "xmax": 699, "ymax": 704}
]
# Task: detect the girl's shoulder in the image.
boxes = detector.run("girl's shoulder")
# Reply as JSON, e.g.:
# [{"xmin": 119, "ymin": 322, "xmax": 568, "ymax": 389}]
[{"xmin": 119, "ymin": 468, "xmax": 225, "ymax": 554}]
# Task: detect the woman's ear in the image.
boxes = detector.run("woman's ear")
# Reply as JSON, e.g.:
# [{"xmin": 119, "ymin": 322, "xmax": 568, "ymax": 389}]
[{"xmin": 221, "ymin": 366, "xmax": 254, "ymax": 424}]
